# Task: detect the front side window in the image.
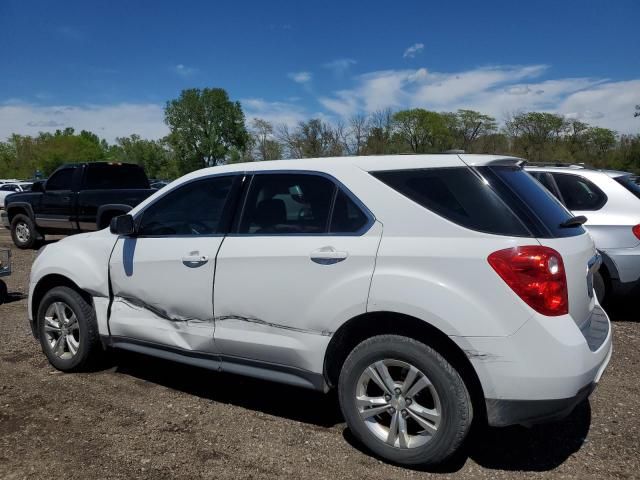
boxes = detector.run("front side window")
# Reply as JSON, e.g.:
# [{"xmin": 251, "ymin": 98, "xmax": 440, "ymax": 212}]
[
  {"xmin": 46, "ymin": 168, "xmax": 75, "ymax": 191},
  {"xmin": 551, "ymin": 173, "xmax": 607, "ymax": 211},
  {"xmin": 239, "ymin": 174, "xmax": 335, "ymax": 234},
  {"xmin": 138, "ymin": 176, "xmax": 235, "ymax": 236}
]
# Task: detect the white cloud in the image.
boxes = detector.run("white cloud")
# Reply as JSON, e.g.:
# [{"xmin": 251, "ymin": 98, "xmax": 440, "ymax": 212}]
[
  {"xmin": 403, "ymin": 43, "xmax": 424, "ymax": 59},
  {"xmin": 173, "ymin": 64, "xmax": 198, "ymax": 77},
  {"xmin": 0, "ymin": 103, "xmax": 167, "ymax": 143},
  {"xmin": 288, "ymin": 71, "xmax": 312, "ymax": 84},
  {"xmin": 241, "ymin": 98, "xmax": 308, "ymax": 127},
  {"xmin": 323, "ymin": 58, "xmax": 357, "ymax": 76}
]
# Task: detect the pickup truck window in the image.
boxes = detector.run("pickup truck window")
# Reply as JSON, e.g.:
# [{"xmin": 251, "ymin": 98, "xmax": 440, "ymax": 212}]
[
  {"xmin": 85, "ymin": 164, "xmax": 150, "ymax": 190},
  {"xmin": 138, "ymin": 176, "xmax": 234, "ymax": 236},
  {"xmin": 46, "ymin": 168, "xmax": 75, "ymax": 191}
]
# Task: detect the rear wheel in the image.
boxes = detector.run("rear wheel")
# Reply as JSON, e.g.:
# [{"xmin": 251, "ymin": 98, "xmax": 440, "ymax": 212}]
[
  {"xmin": 338, "ymin": 334, "xmax": 473, "ymax": 467},
  {"xmin": 37, "ymin": 286, "xmax": 102, "ymax": 372},
  {"xmin": 10, "ymin": 214, "xmax": 40, "ymax": 249},
  {"xmin": 593, "ymin": 270, "xmax": 609, "ymax": 305}
]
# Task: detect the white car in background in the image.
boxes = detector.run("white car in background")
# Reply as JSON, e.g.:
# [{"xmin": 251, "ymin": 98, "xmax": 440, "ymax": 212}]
[
  {"xmin": 526, "ymin": 164, "xmax": 640, "ymax": 303},
  {"xmin": 28, "ymin": 155, "xmax": 611, "ymax": 467},
  {"xmin": 0, "ymin": 182, "xmax": 32, "ymax": 208}
]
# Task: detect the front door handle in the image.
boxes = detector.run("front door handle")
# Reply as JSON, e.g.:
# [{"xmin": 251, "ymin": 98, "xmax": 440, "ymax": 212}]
[
  {"xmin": 182, "ymin": 252, "xmax": 209, "ymax": 268},
  {"xmin": 310, "ymin": 247, "xmax": 348, "ymax": 265}
]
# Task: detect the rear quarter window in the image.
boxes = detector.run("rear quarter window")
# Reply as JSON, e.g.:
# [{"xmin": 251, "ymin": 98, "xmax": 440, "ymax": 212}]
[
  {"xmin": 615, "ymin": 175, "xmax": 640, "ymax": 200},
  {"xmin": 85, "ymin": 164, "xmax": 150, "ymax": 190},
  {"xmin": 372, "ymin": 168, "xmax": 530, "ymax": 237}
]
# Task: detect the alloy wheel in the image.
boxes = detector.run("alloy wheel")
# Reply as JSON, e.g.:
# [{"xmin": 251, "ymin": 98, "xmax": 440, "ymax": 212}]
[{"xmin": 43, "ymin": 302, "xmax": 80, "ymax": 359}]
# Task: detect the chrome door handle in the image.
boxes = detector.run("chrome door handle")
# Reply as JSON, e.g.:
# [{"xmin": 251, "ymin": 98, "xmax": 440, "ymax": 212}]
[
  {"xmin": 310, "ymin": 247, "xmax": 348, "ymax": 265},
  {"xmin": 182, "ymin": 253, "xmax": 209, "ymax": 268}
]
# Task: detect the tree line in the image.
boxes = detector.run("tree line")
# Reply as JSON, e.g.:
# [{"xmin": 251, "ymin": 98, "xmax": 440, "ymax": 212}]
[{"xmin": 1, "ymin": 87, "xmax": 639, "ymax": 180}]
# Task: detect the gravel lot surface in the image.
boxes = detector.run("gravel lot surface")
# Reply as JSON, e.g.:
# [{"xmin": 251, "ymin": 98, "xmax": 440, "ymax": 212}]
[{"xmin": 0, "ymin": 229, "xmax": 638, "ymax": 479}]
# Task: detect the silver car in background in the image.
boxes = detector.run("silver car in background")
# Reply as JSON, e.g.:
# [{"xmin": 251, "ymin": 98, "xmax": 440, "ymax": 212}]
[{"xmin": 526, "ymin": 164, "xmax": 640, "ymax": 303}]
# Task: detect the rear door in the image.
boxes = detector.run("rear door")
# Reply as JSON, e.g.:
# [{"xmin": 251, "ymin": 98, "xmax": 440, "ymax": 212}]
[
  {"xmin": 108, "ymin": 174, "xmax": 240, "ymax": 353},
  {"xmin": 212, "ymin": 172, "xmax": 381, "ymax": 372}
]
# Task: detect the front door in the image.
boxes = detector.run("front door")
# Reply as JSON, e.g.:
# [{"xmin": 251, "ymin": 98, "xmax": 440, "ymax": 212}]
[
  {"xmin": 38, "ymin": 167, "xmax": 77, "ymax": 231},
  {"xmin": 213, "ymin": 172, "xmax": 381, "ymax": 373},
  {"xmin": 108, "ymin": 174, "xmax": 239, "ymax": 353}
]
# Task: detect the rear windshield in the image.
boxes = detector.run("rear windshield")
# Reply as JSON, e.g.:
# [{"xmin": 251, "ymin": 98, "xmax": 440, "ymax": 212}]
[
  {"xmin": 615, "ymin": 175, "xmax": 640, "ymax": 200},
  {"xmin": 373, "ymin": 166, "xmax": 584, "ymax": 238},
  {"xmin": 84, "ymin": 164, "xmax": 150, "ymax": 190}
]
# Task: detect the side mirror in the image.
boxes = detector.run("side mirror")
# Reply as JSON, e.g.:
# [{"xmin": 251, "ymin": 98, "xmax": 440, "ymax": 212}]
[
  {"xmin": 14, "ymin": 187, "xmax": 20, "ymax": 192},
  {"xmin": 31, "ymin": 181, "xmax": 44, "ymax": 193},
  {"xmin": 110, "ymin": 214, "xmax": 136, "ymax": 236}
]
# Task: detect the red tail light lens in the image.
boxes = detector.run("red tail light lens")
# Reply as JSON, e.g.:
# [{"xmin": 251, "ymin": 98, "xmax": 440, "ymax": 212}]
[
  {"xmin": 488, "ymin": 246, "xmax": 568, "ymax": 316},
  {"xmin": 633, "ymin": 224, "xmax": 640, "ymax": 241}
]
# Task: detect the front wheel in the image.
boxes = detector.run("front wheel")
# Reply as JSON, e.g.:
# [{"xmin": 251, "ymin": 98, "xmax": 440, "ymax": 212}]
[
  {"xmin": 10, "ymin": 214, "xmax": 40, "ymax": 249},
  {"xmin": 338, "ymin": 335, "xmax": 473, "ymax": 467},
  {"xmin": 37, "ymin": 286, "xmax": 103, "ymax": 372}
]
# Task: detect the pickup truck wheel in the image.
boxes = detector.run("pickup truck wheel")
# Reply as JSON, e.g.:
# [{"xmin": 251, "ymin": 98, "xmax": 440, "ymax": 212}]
[
  {"xmin": 37, "ymin": 286, "xmax": 102, "ymax": 372},
  {"xmin": 338, "ymin": 335, "xmax": 473, "ymax": 467},
  {"xmin": 10, "ymin": 214, "xmax": 39, "ymax": 249}
]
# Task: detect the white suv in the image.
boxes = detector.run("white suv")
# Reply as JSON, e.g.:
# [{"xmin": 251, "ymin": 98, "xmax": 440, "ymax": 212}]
[
  {"xmin": 28, "ymin": 155, "xmax": 611, "ymax": 467},
  {"xmin": 526, "ymin": 164, "xmax": 640, "ymax": 303}
]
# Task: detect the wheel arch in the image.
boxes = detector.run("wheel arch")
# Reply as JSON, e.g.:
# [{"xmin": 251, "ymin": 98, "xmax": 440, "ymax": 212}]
[
  {"xmin": 32, "ymin": 274, "xmax": 93, "ymax": 324},
  {"xmin": 6, "ymin": 203, "xmax": 34, "ymax": 223},
  {"xmin": 323, "ymin": 311, "xmax": 486, "ymax": 420},
  {"xmin": 96, "ymin": 204, "xmax": 132, "ymax": 230}
]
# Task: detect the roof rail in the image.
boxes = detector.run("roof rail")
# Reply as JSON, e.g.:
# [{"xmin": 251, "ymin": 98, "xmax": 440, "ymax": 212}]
[{"xmin": 525, "ymin": 161, "xmax": 591, "ymax": 169}]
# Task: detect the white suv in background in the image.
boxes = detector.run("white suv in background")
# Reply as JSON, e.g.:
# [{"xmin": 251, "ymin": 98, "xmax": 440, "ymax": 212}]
[
  {"xmin": 28, "ymin": 155, "xmax": 611, "ymax": 467},
  {"xmin": 526, "ymin": 164, "xmax": 640, "ymax": 303}
]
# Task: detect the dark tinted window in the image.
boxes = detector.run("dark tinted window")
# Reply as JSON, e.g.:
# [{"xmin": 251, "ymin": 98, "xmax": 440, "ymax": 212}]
[
  {"xmin": 46, "ymin": 168, "xmax": 75, "ymax": 191},
  {"xmin": 373, "ymin": 168, "xmax": 529, "ymax": 236},
  {"xmin": 138, "ymin": 176, "xmax": 234, "ymax": 236},
  {"xmin": 85, "ymin": 164, "xmax": 149, "ymax": 190},
  {"xmin": 481, "ymin": 167, "xmax": 584, "ymax": 238},
  {"xmin": 330, "ymin": 190, "xmax": 369, "ymax": 233},
  {"xmin": 239, "ymin": 174, "xmax": 335, "ymax": 234},
  {"xmin": 530, "ymin": 172, "xmax": 559, "ymax": 197},
  {"xmin": 0, "ymin": 184, "xmax": 17, "ymax": 191},
  {"xmin": 615, "ymin": 175, "xmax": 640, "ymax": 200},
  {"xmin": 20, "ymin": 184, "xmax": 32, "ymax": 191},
  {"xmin": 552, "ymin": 173, "xmax": 607, "ymax": 211}
]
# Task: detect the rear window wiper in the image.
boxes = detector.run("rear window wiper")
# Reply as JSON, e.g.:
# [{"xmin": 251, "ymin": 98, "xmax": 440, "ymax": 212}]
[{"xmin": 559, "ymin": 215, "xmax": 587, "ymax": 228}]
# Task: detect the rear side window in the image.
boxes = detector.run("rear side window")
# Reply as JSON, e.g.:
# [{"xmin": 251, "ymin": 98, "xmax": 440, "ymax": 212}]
[
  {"xmin": 615, "ymin": 175, "xmax": 640, "ymax": 200},
  {"xmin": 85, "ymin": 164, "xmax": 150, "ymax": 190},
  {"xmin": 330, "ymin": 190, "xmax": 369, "ymax": 234},
  {"xmin": 46, "ymin": 168, "xmax": 75, "ymax": 191},
  {"xmin": 373, "ymin": 168, "xmax": 529, "ymax": 236},
  {"xmin": 551, "ymin": 173, "xmax": 607, "ymax": 211},
  {"xmin": 481, "ymin": 167, "xmax": 584, "ymax": 238},
  {"xmin": 239, "ymin": 174, "xmax": 335, "ymax": 234}
]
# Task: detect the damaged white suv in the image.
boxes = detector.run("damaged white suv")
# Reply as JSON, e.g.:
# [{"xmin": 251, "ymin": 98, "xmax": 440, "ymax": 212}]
[{"xmin": 29, "ymin": 155, "xmax": 611, "ymax": 467}]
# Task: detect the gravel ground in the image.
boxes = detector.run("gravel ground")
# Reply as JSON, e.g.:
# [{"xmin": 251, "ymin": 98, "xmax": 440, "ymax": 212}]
[{"xmin": 0, "ymin": 229, "xmax": 638, "ymax": 480}]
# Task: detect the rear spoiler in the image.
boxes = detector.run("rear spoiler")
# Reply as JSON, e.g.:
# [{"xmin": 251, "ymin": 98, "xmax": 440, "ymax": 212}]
[{"xmin": 457, "ymin": 155, "xmax": 525, "ymax": 168}]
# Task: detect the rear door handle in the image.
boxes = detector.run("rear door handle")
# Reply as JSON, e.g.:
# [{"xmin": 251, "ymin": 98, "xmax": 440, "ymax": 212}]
[
  {"xmin": 310, "ymin": 247, "xmax": 348, "ymax": 265},
  {"xmin": 182, "ymin": 252, "xmax": 209, "ymax": 268}
]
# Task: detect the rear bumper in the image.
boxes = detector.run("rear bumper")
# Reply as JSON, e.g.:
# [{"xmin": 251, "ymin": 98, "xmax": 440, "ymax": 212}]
[
  {"xmin": 451, "ymin": 305, "xmax": 612, "ymax": 427},
  {"xmin": 603, "ymin": 245, "xmax": 640, "ymax": 284},
  {"xmin": 1, "ymin": 210, "xmax": 9, "ymax": 229}
]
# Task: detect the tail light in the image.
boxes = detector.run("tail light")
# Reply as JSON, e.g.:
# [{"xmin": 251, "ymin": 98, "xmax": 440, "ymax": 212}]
[
  {"xmin": 488, "ymin": 246, "xmax": 568, "ymax": 316},
  {"xmin": 633, "ymin": 224, "xmax": 640, "ymax": 241}
]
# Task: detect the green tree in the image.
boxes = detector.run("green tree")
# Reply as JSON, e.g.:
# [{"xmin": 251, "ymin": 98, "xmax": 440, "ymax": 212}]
[
  {"xmin": 165, "ymin": 88, "xmax": 249, "ymax": 173},
  {"xmin": 453, "ymin": 109, "xmax": 497, "ymax": 150},
  {"xmin": 587, "ymin": 127, "xmax": 617, "ymax": 154},
  {"xmin": 110, "ymin": 135, "xmax": 179, "ymax": 179},
  {"xmin": 250, "ymin": 118, "xmax": 282, "ymax": 161},
  {"xmin": 392, "ymin": 109, "xmax": 453, "ymax": 153},
  {"xmin": 277, "ymin": 119, "xmax": 343, "ymax": 158},
  {"xmin": 505, "ymin": 112, "xmax": 568, "ymax": 161}
]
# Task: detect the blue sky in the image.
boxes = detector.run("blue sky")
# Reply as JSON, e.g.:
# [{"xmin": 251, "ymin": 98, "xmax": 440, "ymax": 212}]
[{"xmin": 1, "ymin": 0, "xmax": 639, "ymax": 142}]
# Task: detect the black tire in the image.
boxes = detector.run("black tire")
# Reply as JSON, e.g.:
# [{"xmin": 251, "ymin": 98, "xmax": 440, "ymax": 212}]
[
  {"xmin": 338, "ymin": 335, "xmax": 473, "ymax": 467},
  {"xmin": 10, "ymin": 213, "xmax": 40, "ymax": 249},
  {"xmin": 593, "ymin": 270, "xmax": 609, "ymax": 305},
  {"xmin": 37, "ymin": 286, "xmax": 102, "ymax": 372},
  {"xmin": 0, "ymin": 280, "xmax": 7, "ymax": 304}
]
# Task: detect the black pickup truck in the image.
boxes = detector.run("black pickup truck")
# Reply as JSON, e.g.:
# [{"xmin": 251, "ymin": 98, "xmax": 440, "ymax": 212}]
[{"xmin": 1, "ymin": 162, "xmax": 156, "ymax": 249}]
